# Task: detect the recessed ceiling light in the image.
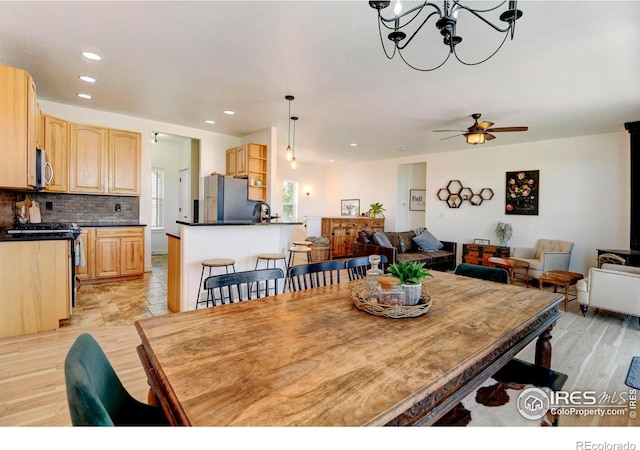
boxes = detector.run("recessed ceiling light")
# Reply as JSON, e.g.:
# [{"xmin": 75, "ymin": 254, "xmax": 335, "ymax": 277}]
[
  {"xmin": 205, "ymin": 120, "xmax": 215, "ymax": 124},
  {"xmin": 78, "ymin": 75, "xmax": 96, "ymax": 83},
  {"xmin": 350, "ymin": 143, "xmax": 358, "ymax": 147},
  {"xmin": 81, "ymin": 52, "xmax": 102, "ymax": 61},
  {"xmin": 223, "ymin": 110, "xmax": 235, "ymax": 115},
  {"xmin": 329, "ymin": 160, "xmax": 335, "ymax": 163},
  {"xmin": 77, "ymin": 93, "xmax": 92, "ymax": 99}
]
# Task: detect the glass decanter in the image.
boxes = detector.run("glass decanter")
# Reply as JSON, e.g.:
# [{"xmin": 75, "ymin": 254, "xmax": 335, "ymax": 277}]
[{"xmin": 366, "ymin": 254, "xmax": 383, "ymax": 300}]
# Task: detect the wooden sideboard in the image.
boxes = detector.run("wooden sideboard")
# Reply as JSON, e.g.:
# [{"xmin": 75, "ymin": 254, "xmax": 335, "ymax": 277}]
[
  {"xmin": 462, "ymin": 243, "xmax": 510, "ymax": 266},
  {"xmin": 321, "ymin": 217, "xmax": 384, "ymax": 259}
]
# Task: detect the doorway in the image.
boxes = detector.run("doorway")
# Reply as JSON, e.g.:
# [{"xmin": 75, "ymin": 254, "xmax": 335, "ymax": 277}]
[{"xmin": 150, "ymin": 133, "xmax": 200, "ymax": 255}]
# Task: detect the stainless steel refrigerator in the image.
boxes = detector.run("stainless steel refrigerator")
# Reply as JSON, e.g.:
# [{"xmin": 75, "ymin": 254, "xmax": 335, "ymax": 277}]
[{"xmin": 203, "ymin": 175, "xmax": 259, "ymax": 221}]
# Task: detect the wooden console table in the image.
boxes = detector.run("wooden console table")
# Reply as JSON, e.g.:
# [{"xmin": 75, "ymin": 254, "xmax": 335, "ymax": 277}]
[{"xmin": 463, "ymin": 243, "xmax": 510, "ymax": 266}]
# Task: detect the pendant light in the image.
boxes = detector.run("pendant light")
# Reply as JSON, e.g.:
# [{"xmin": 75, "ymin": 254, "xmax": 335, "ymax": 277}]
[
  {"xmin": 285, "ymin": 95, "xmax": 294, "ymax": 161},
  {"xmin": 290, "ymin": 116, "xmax": 298, "ymax": 170}
]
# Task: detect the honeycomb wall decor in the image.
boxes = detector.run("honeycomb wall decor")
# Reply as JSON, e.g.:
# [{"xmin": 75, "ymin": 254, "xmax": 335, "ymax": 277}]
[{"xmin": 437, "ymin": 180, "xmax": 494, "ymax": 208}]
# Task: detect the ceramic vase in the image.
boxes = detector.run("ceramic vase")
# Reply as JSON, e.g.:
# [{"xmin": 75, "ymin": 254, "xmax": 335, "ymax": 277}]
[{"xmin": 402, "ymin": 283, "xmax": 422, "ymax": 306}]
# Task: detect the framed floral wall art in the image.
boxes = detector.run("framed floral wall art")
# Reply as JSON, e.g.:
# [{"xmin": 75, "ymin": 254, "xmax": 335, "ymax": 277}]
[{"xmin": 505, "ymin": 170, "xmax": 539, "ymax": 215}]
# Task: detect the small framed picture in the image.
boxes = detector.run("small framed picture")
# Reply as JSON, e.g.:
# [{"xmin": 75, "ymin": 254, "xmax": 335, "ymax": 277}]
[
  {"xmin": 409, "ymin": 189, "xmax": 426, "ymax": 211},
  {"xmin": 474, "ymin": 239, "xmax": 491, "ymax": 245},
  {"xmin": 341, "ymin": 199, "xmax": 360, "ymax": 217}
]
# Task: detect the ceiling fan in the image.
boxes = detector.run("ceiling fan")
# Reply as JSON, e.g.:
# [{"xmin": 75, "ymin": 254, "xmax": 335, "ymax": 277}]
[{"xmin": 434, "ymin": 113, "xmax": 528, "ymax": 145}]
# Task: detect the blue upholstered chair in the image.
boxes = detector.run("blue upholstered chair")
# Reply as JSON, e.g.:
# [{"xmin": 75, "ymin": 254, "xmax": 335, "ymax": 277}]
[
  {"xmin": 454, "ymin": 263, "xmax": 510, "ymax": 284},
  {"xmin": 64, "ymin": 333, "xmax": 169, "ymax": 426}
]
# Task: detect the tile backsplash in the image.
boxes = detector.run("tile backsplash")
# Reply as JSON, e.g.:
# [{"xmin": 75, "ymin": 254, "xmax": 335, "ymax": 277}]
[{"xmin": 0, "ymin": 190, "xmax": 139, "ymax": 225}]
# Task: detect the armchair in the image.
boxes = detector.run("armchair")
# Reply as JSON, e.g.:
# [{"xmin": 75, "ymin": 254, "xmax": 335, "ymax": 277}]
[
  {"xmin": 576, "ymin": 263, "xmax": 640, "ymax": 323},
  {"xmin": 511, "ymin": 239, "xmax": 574, "ymax": 280}
]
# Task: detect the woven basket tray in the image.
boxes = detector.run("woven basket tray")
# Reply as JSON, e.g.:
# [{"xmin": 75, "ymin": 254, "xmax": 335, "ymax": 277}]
[{"xmin": 351, "ymin": 287, "xmax": 432, "ymax": 319}]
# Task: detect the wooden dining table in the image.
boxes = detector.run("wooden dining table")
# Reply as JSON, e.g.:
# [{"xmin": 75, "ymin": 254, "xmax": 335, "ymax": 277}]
[{"xmin": 135, "ymin": 270, "xmax": 563, "ymax": 426}]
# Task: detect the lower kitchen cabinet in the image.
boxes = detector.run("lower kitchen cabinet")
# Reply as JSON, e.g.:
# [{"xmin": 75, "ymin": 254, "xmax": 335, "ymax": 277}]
[
  {"xmin": 0, "ymin": 239, "xmax": 71, "ymax": 338},
  {"xmin": 80, "ymin": 226, "xmax": 145, "ymax": 283}
]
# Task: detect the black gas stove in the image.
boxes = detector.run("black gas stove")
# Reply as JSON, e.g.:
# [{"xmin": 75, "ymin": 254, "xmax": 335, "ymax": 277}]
[{"xmin": 6, "ymin": 222, "xmax": 81, "ymax": 238}]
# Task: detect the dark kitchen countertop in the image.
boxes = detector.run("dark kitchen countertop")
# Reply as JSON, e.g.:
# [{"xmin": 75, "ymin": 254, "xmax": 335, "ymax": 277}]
[
  {"xmin": 177, "ymin": 220, "xmax": 303, "ymax": 226},
  {"xmin": 73, "ymin": 223, "xmax": 146, "ymax": 227}
]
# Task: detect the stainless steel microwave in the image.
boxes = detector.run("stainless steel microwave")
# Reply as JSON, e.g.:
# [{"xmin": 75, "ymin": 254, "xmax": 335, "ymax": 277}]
[{"xmin": 35, "ymin": 148, "xmax": 53, "ymax": 190}]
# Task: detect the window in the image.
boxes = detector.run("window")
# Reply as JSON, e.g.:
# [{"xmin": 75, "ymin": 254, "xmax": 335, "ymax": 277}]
[
  {"xmin": 282, "ymin": 180, "xmax": 298, "ymax": 222},
  {"xmin": 151, "ymin": 168, "xmax": 165, "ymax": 229}
]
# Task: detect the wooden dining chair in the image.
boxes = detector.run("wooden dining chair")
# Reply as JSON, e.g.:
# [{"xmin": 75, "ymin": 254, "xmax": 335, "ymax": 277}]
[
  {"xmin": 64, "ymin": 333, "xmax": 169, "ymax": 426},
  {"xmin": 345, "ymin": 255, "xmax": 389, "ymax": 281},
  {"xmin": 454, "ymin": 263, "xmax": 510, "ymax": 284},
  {"xmin": 204, "ymin": 268, "xmax": 285, "ymax": 305},
  {"xmin": 287, "ymin": 261, "xmax": 345, "ymax": 291}
]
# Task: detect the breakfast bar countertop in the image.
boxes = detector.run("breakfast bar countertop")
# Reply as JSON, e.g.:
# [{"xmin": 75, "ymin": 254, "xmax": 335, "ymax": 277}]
[{"xmin": 177, "ymin": 220, "xmax": 303, "ymax": 226}]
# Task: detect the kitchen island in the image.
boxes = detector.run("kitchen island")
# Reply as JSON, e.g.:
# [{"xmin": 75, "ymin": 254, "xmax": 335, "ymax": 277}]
[{"xmin": 171, "ymin": 220, "xmax": 302, "ymax": 312}]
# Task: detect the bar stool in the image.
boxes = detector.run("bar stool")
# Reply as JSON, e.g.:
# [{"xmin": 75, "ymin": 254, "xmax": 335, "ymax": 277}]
[
  {"xmin": 196, "ymin": 258, "xmax": 236, "ymax": 309},
  {"xmin": 255, "ymin": 253, "xmax": 287, "ymax": 296},
  {"xmin": 255, "ymin": 253, "xmax": 287, "ymax": 270},
  {"xmin": 287, "ymin": 244, "xmax": 312, "ymax": 267}
]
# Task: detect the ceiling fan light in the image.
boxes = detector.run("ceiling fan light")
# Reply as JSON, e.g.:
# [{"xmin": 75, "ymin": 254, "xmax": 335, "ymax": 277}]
[{"xmin": 466, "ymin": 133, "xmax": 485, "ymax": 145}]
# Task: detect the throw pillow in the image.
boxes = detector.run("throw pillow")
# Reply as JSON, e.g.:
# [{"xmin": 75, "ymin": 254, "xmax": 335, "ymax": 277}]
[
  {"xmin": 397, "ymin": 234, "xmax": 408, "ymax": 253},
  {"xmin": 372, "ymin": 230, "xmax": 393, "ymax": 248},
  {"xmin": 357, "ymin": 230, "xmax": 373, "ymax": 244},
  {"xmin": 412, "ymin": 229, "xmax": 444, "ymax": 252}
]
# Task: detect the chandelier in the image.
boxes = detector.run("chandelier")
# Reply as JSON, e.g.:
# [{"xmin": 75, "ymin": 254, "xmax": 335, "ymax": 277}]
[{"xmin": 369, "ymin": 0, "xmax": 523, "ymax": 71}]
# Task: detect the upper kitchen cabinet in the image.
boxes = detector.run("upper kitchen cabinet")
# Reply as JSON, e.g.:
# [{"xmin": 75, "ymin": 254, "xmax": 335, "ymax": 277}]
[
  {"xmin": 225, "ymin": 143, "xmax": 268, "ymax": 201},
  {"xmin": 69, "ymin": 124, "xmax": 141, "ymax": 196},
  {"xmin": 0, "ymin": 64, "xmax": 38, "ymax": 189},
  {"xmin": 108, "ymin": 129, "xmax": 141, "ymax": 195},
  {"xmin": 69, "ymin": 123, "xmax": 107, "ymax": 194},
  {"xmin": 43, "ymin": 115, "xmax": 69, "ymax": 192},
  {"xmin": 225, "ymin": 145, "xmax": 248, "ymax": 178}
]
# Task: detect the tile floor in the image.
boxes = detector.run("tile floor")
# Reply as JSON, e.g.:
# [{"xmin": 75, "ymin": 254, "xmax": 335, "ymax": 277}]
[{"xmin": 60, "ymin": 254, "xmax": 169, "ymax": 329}]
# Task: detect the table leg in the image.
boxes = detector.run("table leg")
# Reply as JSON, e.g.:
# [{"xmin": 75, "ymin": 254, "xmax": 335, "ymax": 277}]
[
  {"xmin": 535, "ymin": 326, "xmax": 553, "ymax": 369},
  {"xmin": 563, "ymin": 285, "xmax": 569, "ymax": 311}
]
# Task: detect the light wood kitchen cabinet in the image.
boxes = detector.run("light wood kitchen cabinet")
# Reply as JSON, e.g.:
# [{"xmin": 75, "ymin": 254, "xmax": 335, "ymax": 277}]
[
  {"xmin": 225, "ymin": 145, "xmax": 248, "ymax": 177},
  {"xmin": 69, "ymin": 124, "xmax": 141, "ymax": 195},
  {"xmin": 43, "ymin": 114, "xmax": 69, "ymax": 192},
  {"xmin": 69, "ymin": 123, "xmax": 107, "ymax": 193},
  {"xmin": 321, "ymin": 217, "xmax": 385, "ymax": 259},
  {"xmin": 0, "ymin": 64, "xmax": 38, "ymax": 189},
  {"xmin": 108, "ymin": 129, "xmax": 141, "ymax": 195},
  {"xmin": 79, "ymin": 226, "xmax": 145, "ymax": 283},
  {"xmin": 225, "ymin": 143, "xmax": 268, "ymax": 201},
  {"xmin": 0, "ymin": 240, "xmax": 71, "ymax": 339}
]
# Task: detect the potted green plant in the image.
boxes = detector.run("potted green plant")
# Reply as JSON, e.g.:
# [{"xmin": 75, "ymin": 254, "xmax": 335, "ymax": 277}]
[
  {"xmin": 495, "ymin": 222, "xmax": 513, "ymax": 247},
  {"xmin": 368, "ymin": 202, "xmax": 386, "ymax": 218},
  {"xmin": 386, "ymin": 260, "xmax": 432, "ymax": 305}
]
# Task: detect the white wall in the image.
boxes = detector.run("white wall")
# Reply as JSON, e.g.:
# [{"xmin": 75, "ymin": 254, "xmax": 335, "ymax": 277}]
[
  {"xmin": 397, "ymin": 162, "xmax": 427, "ymax": 231},
  {"xmin": 325, "ymin": 132, "xmax": 630, "ymax": 276}
]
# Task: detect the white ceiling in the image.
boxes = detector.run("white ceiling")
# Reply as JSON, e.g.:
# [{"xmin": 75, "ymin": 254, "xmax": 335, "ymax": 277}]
[{"xmin": 1, "ymin": 1, "xmax": 639, "ymax": 165}]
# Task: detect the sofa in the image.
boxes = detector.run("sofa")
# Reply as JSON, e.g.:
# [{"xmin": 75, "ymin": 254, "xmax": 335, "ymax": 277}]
[
  {"xmin": 577, "ymin": 263, "xmax": 640, "ymax": 322},
  {"xmin": 352, "ymin": 228, "xmax": 457, "ymax": 272},
  {"xmin": 511, "ymin": 239, "xmax": 574, "ymax": 280}
]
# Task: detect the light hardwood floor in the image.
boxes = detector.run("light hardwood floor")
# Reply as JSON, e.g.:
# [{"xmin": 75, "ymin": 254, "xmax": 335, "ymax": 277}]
[{"xmin": 0, "ymin": 256, "xmax": 638, "ymax": 427}]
